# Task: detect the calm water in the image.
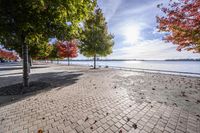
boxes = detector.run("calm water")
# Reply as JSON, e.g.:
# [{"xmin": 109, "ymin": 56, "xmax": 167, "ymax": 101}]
[{"xmin": 58, "ymin": 60, "xmax": 200, "ymax": 75}]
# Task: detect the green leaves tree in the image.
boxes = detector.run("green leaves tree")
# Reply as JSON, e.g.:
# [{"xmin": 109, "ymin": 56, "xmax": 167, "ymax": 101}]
[
  {"xmin": 79, "ymin": 8, "xmax": 114, "ymax": 69},
  {"xmin": 29, "ymin": 43, "xmax": 53, "ymax": 60},
  {"xmin": 0, "ymin": 0, "xmax": 96, "ymax": 89},
  {"xmin": 48, "ymin": 43, "xmax": 60, "ymax": 62}
]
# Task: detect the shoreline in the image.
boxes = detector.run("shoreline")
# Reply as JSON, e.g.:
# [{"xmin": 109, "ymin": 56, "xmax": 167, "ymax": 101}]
[
  {"xmin": 1, "ymin": 61, "xmax": 200, "ymax": 78},
  {"xmin": 37, "ymin": 61, "xmax": 200, "ymax": 78},
  {"xmin": 107, "ymin": 65, "xmax": 200, "ymax": 78}
]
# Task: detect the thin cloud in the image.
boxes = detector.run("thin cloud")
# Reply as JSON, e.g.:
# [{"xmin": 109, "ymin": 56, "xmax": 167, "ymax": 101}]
[
  {"xmin": 98, "ymin": 0, "xmax": 122, "ymax": 22},
  {"xmin": 107, "ymin": 39, "xmax": 200, "ymax": 60},
  {"xmin": 116, "ymin": 1, "xmax": 159, "ymax": 17}
]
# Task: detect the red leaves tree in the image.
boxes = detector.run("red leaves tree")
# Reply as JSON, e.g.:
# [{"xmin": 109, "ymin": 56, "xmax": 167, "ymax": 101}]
[
  {"xmin": 157, "ymin": 0, "xmax": 200, "ymax": 53},
  {"xmin": 0, "ymin": 49, "xmax": 18, "ymax": 61},
  {"xmin": 57, "ymin": 40, "xmax": 78, "ymax": 65}
]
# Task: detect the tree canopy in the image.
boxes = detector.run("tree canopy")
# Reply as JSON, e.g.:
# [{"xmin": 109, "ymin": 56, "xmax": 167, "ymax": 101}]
[
  {"xmin": 30, "ymin": 43, "xmax": 53, "ymax": 60},
  {"xmin": 0, "ymin": 0, "xmax": 96, "ymax": 87},
  {"xmin": 48, "ymin": 43, "xmax": 59, "ymax": 60},
  {"xmin": 0, "ymin": 0, "xmax": 96, "ymax": 51},
  {"xmin": 57, "ymin": 40, "xmax": 78, "ymax": 65},
  {"xmin": 0, "ymin": 48, "xmax": 18, "ymax": 61},
  {"xmin": 57, "ymin": 40, "xmax": 78, "ymax": 58},
  {"xmin": 157, "ymin": 0, "xmax": 200, "ymax": 53},
  {"xmin": 79, "ymin": 8, "xmax": 114, "ymax": 68}
]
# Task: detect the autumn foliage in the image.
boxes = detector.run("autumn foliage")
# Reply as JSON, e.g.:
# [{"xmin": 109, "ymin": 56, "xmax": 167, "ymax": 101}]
[
  {"xmin": 157, "ymin": 0, "xmax": 200, "ymax": 53},
  {"xmin": 57, "ymin": 40, "xmax": 78, "ymax": 59},
  {"xmin": 0, "ymin": 49, "xmax": 18, "ymax": 61}
]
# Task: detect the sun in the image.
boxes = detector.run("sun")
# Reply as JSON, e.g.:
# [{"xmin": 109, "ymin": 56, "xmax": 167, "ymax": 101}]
[{"xmin": 122, "ymin": 25, "xmax": 141, "ymax": 44}]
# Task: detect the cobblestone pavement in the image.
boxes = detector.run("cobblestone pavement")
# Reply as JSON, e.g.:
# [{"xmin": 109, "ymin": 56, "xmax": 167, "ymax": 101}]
[{"xmin": 0, "ymin": 64, "xmax": 200, "ymax": 133}]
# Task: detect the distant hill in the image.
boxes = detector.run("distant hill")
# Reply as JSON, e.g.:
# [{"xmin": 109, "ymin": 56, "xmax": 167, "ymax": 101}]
[
  {"xmin": 165, "ymin": 59, "xmax": 200, "ymax": 61},
  {"xmin": 68, "ymin": 58, "xmax": 200, "ymax": 61}
]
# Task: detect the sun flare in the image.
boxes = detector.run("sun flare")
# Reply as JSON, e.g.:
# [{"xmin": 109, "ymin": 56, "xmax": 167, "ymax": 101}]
[{"xmin": 122, "ymin": 25, "xmax": 141, "ymax": 44}]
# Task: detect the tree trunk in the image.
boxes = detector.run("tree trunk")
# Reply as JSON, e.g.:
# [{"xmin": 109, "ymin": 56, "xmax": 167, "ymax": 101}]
[
  {"xmin": 94, "ymin": 54, "xmax": 96, "ymax": 69},
  {"xmin": 28, "ymin": 55, "xmax": 32, "ymax": 73},
  {"xmin": 28, "ymin": 55, "xmax": 32, "ymax": 67},
  {"xmin": 22, "ymin": 42, "xmax": 29, "ymax": 89},
  {"xmin": 67, "ymin": 57, "xmax": 70, "ymax": 66}
]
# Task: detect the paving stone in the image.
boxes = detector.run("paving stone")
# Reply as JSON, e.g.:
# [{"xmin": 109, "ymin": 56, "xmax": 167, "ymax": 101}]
[
  {"xmin": 75, "ymin": 125, "xmax": 84, "ymax": 132},
  {"xmin": 102, "ymin": 123, "xmax": 109, "ymax": 130},
  {"xmin": 143, "ymin": 125, "xmax": 153, "ymax": 133},
  {"xmin": 96, "ymin": 127, "xmax": 104, "ymax": 133},
  {"xmin": 107, "ymin": 120, "xmax": 114, "ymax": 126},
  {"xmin": 140, "ymin": 130, "xmax": 148, "ymax": 133},
  {"xmin": 152, "ymin": 127, "xmax": 163, "ymax": 133},
  {"xmin": 164, "ymin": 127, "xmax": 175, "ymax": 133},
  {"xmin": 105, "ymin": 129, "xmax": 114, "ymax": 133},
  {"xmin": 115, "ymin": 122, "xmax": 123, "ymax": 128},
  {"xmin": 128, "ymin": 128, "xmax": 140, "ymax": 133},
  {"xmin": 84, "ymin": 127, "xmax": 93, "ymax": 133},
  {"xmin": 110, "ymin": 125, "xmax": 118, "ymax": 132},
  {"xmin": 123, "ymin": 124, "xmax": 131, "ymax": 131}
]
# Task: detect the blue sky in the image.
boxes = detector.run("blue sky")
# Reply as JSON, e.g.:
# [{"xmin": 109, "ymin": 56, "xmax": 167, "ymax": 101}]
[{"xmin": 85, "ymin": 0, "xmax": 200, "ymax": 60}]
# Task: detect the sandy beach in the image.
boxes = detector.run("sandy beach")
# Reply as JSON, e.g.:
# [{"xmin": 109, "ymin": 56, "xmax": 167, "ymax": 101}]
[{"xmin": 0, "ymin": 63, "xmax": 200, "ymax": 133}]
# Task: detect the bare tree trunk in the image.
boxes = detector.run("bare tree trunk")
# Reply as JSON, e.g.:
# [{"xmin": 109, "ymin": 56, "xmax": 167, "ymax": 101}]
[
  {"xmin": 22, "ymin": 42, "xmax": 29, "ymax": 89},
  {"xmin": 94, "ymin": 54, "xmax": 96, "ymax": 69},
  {"xmin": 28, "ymin": 55, "xmax": 32, "ymax": 67},
  {"xmin": 67, "ymin": 57, "xmax": 70, "ymax": 66},
  {"xmin": 28, "ymin": 54, "xmax": 32, "ymax": 73}
]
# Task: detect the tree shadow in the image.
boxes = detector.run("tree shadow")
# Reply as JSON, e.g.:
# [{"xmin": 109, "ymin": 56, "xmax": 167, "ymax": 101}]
[
  {"xmin": 0, "ymin": 71, "xmax": 82, "ymax": 107},
  {"xmin": 0, "ymin": 66, "xmax": 49, "ymax": 71},
  {"xmin": 0, "ymin": 72, "xmax": 22, "ymax": 76}
]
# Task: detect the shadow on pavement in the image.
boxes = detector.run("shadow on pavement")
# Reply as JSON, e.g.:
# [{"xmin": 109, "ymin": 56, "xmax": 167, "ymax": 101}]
[
  {"xmin": 0, "ymin": 72, "xmax": 22, "ymax": 76},
  {"xmin": 0, "ymin": 66, "xmax": 49, "ymax": 71},
  {"xmin": 0, "ymin": 71, "xmax": 82, "ymax": 107}
]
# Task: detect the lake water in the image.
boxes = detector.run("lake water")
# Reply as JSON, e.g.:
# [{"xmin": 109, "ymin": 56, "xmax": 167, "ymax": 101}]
[{"xmin": 58, "ymin": 60, "xmax": 200, "ymax": 76}]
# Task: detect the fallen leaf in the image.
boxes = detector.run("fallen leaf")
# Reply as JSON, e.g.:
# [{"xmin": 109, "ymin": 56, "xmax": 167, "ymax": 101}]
[
  {"xmin": 132, "ymin": 123, "xmax": 137, "ymax": 129},
  {"xmin": 38, "ymin": 129, "xmax": 43, "ymax": 133},
  {"xmin": 127, "ymin": 117, "xmax": 130, "ymax": 122},
  {"xmin": 173, "ymin": 103, "xmax": 178, "ymax": 107},
  {"xmin": 1, "ymin": 118, "xmax": 5, "ymax": 122},
  {"xmin": 93, "ymin": 120, "xmax": 97, "ymax": 124},
  {"xmin": 85, "ymin": 117, "xmax": 89, "ymax": 121}
]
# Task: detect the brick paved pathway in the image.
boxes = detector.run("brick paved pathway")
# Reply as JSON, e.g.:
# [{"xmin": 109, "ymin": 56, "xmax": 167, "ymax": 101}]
[{"xmin": 0, "ymin": 65, "xmax": 200, "ymax": 133}]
